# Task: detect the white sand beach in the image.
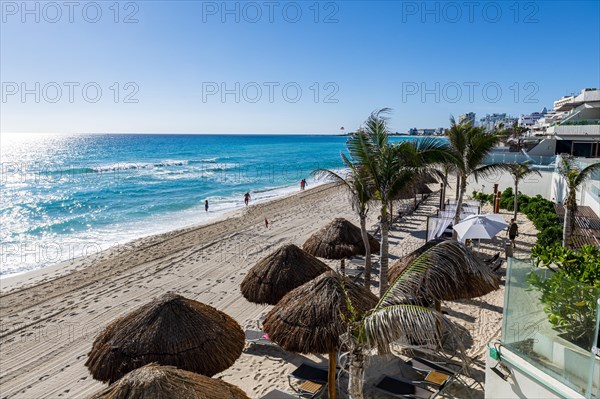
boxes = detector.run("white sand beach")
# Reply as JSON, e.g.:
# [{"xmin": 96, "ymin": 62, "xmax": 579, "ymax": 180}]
[{"xmin": 0, "ymin": 184, "xmax": 538, "ymax": 398}]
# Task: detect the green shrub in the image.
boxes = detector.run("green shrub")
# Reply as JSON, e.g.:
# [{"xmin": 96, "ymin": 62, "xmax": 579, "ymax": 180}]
[
  {"xmin": 471, "ymin": 190, "xmax": 599, "ymax": 347},
  {"xmin": 528, "ymin": 245, "xmax": 600, "ymax": 347},
  {"xmin": 471, "ymin": 190, "xmax": 493, "ymax": 204},
  {"xmin": 499, "ymin": 187, "xmax": 514, "ymax": 211}
]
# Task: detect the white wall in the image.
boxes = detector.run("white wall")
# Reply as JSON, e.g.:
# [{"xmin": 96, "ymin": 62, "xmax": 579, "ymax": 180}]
[
  {"xmin": 485, "ymin": 347, "xmax": 586, "ymax": 399},
  {"xmin": 528, "ymin": 139, "xmax": 556, "ymax": 156},
  {"xmin": 581, "ymin": 183, "xmax": 600, "ymax": 214},
  {"xmin": 456, "ymin": 170, "xmax": 554, "ymax": 200}
]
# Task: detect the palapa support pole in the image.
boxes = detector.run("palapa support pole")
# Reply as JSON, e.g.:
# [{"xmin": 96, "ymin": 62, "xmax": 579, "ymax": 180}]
[
  {"xmin": 425, "ymin": 216, "xmax": 429, "ymax": 243},
  {"xmin": 328, "ymin": 352, "xmax": 337, "ymax": 399},
  {"xmin": 340, "ymin": 259, "xmax": 345, "ymax": 276}
]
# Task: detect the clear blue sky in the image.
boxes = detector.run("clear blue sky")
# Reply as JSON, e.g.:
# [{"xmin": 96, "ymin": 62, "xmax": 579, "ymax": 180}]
[{"xmin": 1, "ymin": 0, "xmax": 599, "ymax": 134}]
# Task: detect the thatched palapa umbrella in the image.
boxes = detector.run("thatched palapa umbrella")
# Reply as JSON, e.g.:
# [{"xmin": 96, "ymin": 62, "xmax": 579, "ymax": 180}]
[
  {"xmin": 387, "ymin": 238, "xmax": 446, "ymax": 284},
  {"xmin": 302, "ymin": 218, "xmax": 380, "ymax": 260},
  {"xmin": 86, "ymin": 293, "xmax": 244, "ymax": 383},
  {"xmin": 385, "ymin": 240, "xmax": 500, "ymax": 328},
  {"xmin": 263, "ymin": 271, "xmax": 378, "ymax": 399},
  {"xmin": 383, "ymin": 240, "xmax": 500, "ymax": 349},
  {"xmin": 89, "ymin": 363, "xmax": 250, "ymax": 399},
  {"xmin": 396, "ymin": 240, "xmax": 500, "ymax": 301},
  {"xmin": 240, "ymin": 244, "xmax": 330, "ymax": 305}
]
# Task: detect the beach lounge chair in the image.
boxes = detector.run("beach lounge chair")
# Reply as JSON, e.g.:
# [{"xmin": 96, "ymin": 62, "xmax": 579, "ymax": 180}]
[
  {"xmin": 490, "ymin": 258, "xmax": 504, "ymax": 272},
  {"xmin": 409, "ymin": 355, "xmax": 484, "ymax": 397},
  {"xmin": 483, "ymin": 252, "xmax": 500, "ymax": 264},
  {"xmin": 260, "ymin": 388, "xmax": 299, "ymax": 398},
  {"xmin": 374, "ymin": 375, "xmax": 438, "ymax": 398},
  {"xmin": 287, "ymin": 363, "xmax": 328, "ymax": 398},
  {"xmin": 245, "ymin": 329, "xmax": 277, "ymax": 347}
]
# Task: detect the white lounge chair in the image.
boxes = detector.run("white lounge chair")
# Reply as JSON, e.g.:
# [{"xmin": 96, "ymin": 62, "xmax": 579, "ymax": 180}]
[{"xmin": 245, "ymin": 329, "xmax": 277, "ymax": 347}]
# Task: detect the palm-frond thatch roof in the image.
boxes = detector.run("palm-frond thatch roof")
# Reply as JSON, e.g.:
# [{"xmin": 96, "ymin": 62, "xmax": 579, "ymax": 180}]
[
  {"xmin": 302, "ymin": 218, "xmax": 380, "ymax": 260},
  {"xmin": 263, "ymin": 271, "xmax": 378, "ymax": 354},
  {"xmin": 240, "ymin": 244, "xmax": 330, "ymax": 305},
  {"xmin": 89, "ymin": 363, "xmax": 250, "ymax": 399},
  {"xmin": 393, "ymin": 182, "xmax": 432, "ymax": 200},
  {"xmin": 86, "ymin": 293, "xmax": 244, "ymax": 383},
  {"xmin": 388, "ymin": 238, "xmax": 446, "ymax": 283},
  {"xmin": 384, "ymin": 240, "xmax": 501, "ymax": 305},
  {"xmin": 417, "ymin": 183, "xmax": 433, "ymax": 195}
]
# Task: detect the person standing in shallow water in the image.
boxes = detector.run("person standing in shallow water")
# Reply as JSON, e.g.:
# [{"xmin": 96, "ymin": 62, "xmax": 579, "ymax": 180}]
[
  {"xmin": 507, "ymin": 218, "xmax": 519, "ymax": 248},
  {"xmin": 244, "ymin": 192, "xmax": 251, "ymax": 206},
  {"xmin": 204, "ymin": 200, "xmax": 209, "ymax": 212}
]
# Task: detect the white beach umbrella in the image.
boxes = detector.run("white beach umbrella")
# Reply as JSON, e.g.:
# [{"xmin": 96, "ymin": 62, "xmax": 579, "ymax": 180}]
[{"xmin": 453, "ymin": 214, "xmax": 508, "ymax": 242}]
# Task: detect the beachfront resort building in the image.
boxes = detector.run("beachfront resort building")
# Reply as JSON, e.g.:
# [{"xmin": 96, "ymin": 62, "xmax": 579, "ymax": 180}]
[
  {"xmin": 459, "ymin": 112, "xmax": 476, "ymax": 126},
  {"xmin": 526, "ymin": 88, "xmax": 600, "ymax": 158},
  {"xmin": 408, "ymin": 127, "xmax": 444, "ymax": 136},
  {"xmin": 479, "ymin": 113, "xmax": 519, "ymax": 132},
  {"xmin": 519, "ymin": 108, "xmax": 548, "ymax": 128}
]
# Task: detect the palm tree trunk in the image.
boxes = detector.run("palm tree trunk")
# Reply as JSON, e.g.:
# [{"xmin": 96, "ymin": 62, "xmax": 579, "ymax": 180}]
[
  {"xmin": 452, "ymin": 174, "xmax": 467, "ymax": 239},
  {"xmin": 562, "ymin": 205, "xmax": 572, "ymax": 248},
  {"xmin": 328, "ymin": 352, "xmax": 337, "ymax": 399},
  {"xmin": 359, "ymin": 215, "xmax": 372, "ymax": 289},
  {"xmin": 455, "ymin": 173, "xmax": 461, "ymax": 200},
  {"xmin": 441, "ymin": 168, "xmax": 448, "ymax": 211},
  {"xmin": 562, "ymin": 194, "xmax": 576, "ymax": 249},
  {"xmin": 379, "ymin": 205, "xmax": 390, "ymax": 298},
  {"xmin": 347, "ymin": 325, "xmax": 365, "ymax": 399},
  {"xmin": 513, "ymin": 180, "xmax": 519, "ymax": 220},
  {"xmin": 434, "ymin": 300, "xmax": 442, "ymax": 344},
  {"xmin": 347, "ymin": 346, "xmax": 365, "ymax": 399}
]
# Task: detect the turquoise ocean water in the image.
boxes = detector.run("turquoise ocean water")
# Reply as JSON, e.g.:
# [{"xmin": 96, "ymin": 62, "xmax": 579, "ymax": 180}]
[{"xmin": 0, "ymin": 134, "xmax": 433, "ymax": 277}]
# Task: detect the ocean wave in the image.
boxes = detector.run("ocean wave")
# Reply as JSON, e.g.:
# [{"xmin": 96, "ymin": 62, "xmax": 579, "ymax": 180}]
[
  {"xmin": 193, "ymin": 158, "xmax": 219, "ymax": 163},
  {"xmin": 37, "ymin": 160, "xmax": 192, "ymax": 176}
]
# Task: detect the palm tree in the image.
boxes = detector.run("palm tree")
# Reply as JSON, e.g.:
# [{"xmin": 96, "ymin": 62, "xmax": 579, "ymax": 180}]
[
  {"xmin": 558, "ymin": 155, "xmax": 600, "ymax": 248},
  {"xmin": 507, "ymin": 161, "xmax": 542, "ymax": 220},
  {"xmin": 344, "ymin": 240, "xmax": 499, "ymax": 398},
  {"xmin": 313, "ymin": 150, "xmax": 375, "ymax": 288},
  {"xmin": 347, "ymin": 110, "xmax": 449, "ymax": 297},
  {"xmin": 446, "ymin": 117, "xmax": 507, "ymax": 233}
]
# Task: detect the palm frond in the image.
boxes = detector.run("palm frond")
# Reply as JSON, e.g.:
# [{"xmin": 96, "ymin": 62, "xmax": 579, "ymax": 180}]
[
  {"xmin": 380, "ymin": 241, "xmax": 500, "ymax": 306},
  {"xmin": 363, "ymin": 303, "xmax": 465, "ymax": 359},
  {"xmin": 575, "ymin": 162, "xmax": 600, "ymax": 187},
  {"xmin": 471, "ymin": 163, "xmax": 512, "ymax": 182}
]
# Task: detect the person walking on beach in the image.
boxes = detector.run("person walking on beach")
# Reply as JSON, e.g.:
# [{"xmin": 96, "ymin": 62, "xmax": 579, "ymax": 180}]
[
  {"xmin": 300, "ymin": 179, "xmax": 305, "ymax": 191},
  {"xmin": 507, "ymin": 218, "xmax": 519, "ymax": 248},
  {"xmin": 244, "ymin": 192, "xmax": 251, "ymax": 206},
  {"xmin": 265, "ymin": 217, "xmax": 269, "ymax": 228},
  {"xmin": 204, "ymin": 200, "xmax": 209, "ymax": 212}
]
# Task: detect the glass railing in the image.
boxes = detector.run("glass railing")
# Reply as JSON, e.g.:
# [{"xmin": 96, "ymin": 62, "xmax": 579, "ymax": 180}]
[
  {"xmin": 502, "ymin": 258, "xmax": 600, "ymax": 398},
  {"xmin": 483, "ymin": 153, "xmax": 558, "ymax": 167}
]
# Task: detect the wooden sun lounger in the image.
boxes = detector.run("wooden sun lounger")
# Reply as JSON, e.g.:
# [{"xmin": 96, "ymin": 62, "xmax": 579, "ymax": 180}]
[{"xmin": 288, "ymin": 363, "xmax": 328, "ymax": 398}]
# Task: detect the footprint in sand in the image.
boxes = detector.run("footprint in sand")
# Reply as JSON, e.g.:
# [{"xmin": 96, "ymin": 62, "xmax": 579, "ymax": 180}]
[{"xmin": 39, "ymin": 375, "xmax": 49, "ymax": 381}]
